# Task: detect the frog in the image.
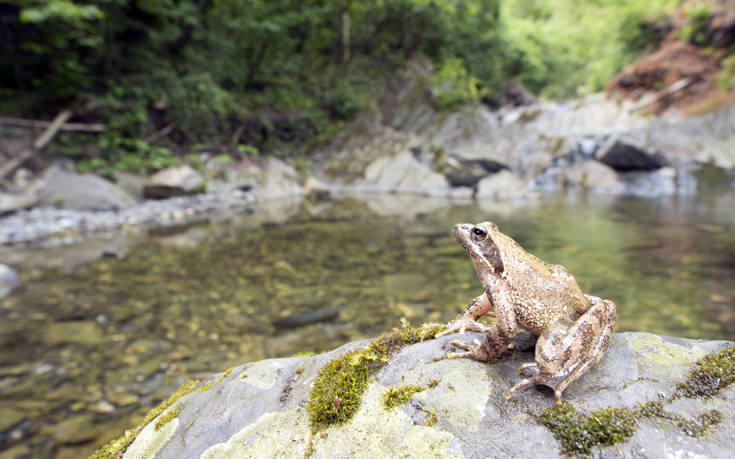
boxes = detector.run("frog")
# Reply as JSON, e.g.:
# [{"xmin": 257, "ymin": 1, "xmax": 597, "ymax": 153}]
[{"xmin": 437, "ymin": 221, "xmax": 617, "ymax": 404}]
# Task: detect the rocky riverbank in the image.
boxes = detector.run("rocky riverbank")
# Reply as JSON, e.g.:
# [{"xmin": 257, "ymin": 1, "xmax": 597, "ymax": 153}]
[
  {"xmin": 94, "ymin": 327, "xmax": 734, "ymax": 458},
  {"xmin": 2, "ymin": 64, "xmax": 735, "ymax": 247}
]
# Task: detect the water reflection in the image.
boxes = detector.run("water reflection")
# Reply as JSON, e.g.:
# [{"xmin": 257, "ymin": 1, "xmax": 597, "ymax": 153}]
[{"xmin": 0, "ymin": 192, "xmax": 733, "ymax": 457}]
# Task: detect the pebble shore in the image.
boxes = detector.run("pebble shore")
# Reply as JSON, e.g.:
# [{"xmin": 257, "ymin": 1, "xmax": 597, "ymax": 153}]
[{"xmin": 0, "ymin": 190, "xmax": 256, "ymax": 246}]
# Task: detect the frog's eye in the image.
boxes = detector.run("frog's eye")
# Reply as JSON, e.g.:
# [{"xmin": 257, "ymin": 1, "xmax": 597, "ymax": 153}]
[{"xmin": 472, "ymin": 227, "xmax": 487, "ymax": 239}]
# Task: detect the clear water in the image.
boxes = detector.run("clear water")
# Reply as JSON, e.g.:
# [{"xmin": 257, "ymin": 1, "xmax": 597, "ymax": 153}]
[{"xmin": 1, "ymin": 192, "xmax": 734, "ymax": 457}]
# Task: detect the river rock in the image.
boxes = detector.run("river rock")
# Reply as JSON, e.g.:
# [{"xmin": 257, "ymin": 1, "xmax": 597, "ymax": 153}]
[
  {"xmin": 475, "ymin": 170, "xmax": 532, "ymax": 200},
  {"xmin": 304, "ymin": 176, "xmax": 332, "ymax": 201},
  {"xmin": 570, "ymin": 160, "xmax": 624, "ymax": 194},
  {"xmin": 38, "ymin": 164, "xmax": 135, "ymax": 210},
  {"xmin": 442, "ymin": 156, "xmax": 507, "ymax": 188},
  {"xmin": 357, "ymin": 151, "xmax": 450, "ymax": 195},
  {"xmin": 0, "ymin": 191, "xmax": 39, "ymax": 215},
  {"xmin": 255, "ymin": 159, "xmax": 303, "ymax": 201},
  {"xmin": 144, "ymin": 166, "xmax": 205, "ymax": 199},
  {"xmin": 699, "ymin": 135, "xmax": 735, "ymax": 170},
  {"xmin": 0, "ymin": 264, "xmax": 19, "ymax": 299},
  {"xmin": 596, "ymin": 136, "xmax": 666, "ymax": 171},
  {"xmin": 116, "ymin": 331, "xmax": 734, "ymax": 458},
  {"xmin": 113, "ymin": 171, "xmax": 147, "ymax": 201}
]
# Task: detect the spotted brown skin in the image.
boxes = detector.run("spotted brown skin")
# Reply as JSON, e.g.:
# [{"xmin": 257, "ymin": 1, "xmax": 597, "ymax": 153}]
[{"xmin": 437, "ymin": 221, "xmax": 617, "ymax": 404}]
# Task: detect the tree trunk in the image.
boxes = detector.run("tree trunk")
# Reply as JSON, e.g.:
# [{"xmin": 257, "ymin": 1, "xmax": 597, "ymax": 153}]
[{"xmin": 341, "ymin": 8, "xmax": 351, "ymax": 65}]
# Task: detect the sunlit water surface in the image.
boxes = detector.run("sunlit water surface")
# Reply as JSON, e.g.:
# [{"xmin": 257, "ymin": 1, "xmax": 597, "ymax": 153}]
[{"xmin": 1, "ymin": 192, "xmax": 734, "ymax": 457}]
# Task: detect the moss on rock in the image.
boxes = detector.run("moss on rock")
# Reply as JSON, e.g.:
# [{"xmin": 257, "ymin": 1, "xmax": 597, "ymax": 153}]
[
  {"xmin": 674, "ymin": 345, "xmax": 735, "ymax": 399},
  {"xmin": 538, "ymin": 345, "xmax": 734, "ymax": 456},
  {"xmin": 539, "ymin": 402, "xmax": 637, "ymax": 457},
  {"xmin": 306, "ymin": 322, "xmax": 443, "ymax": 431},
  {"xmin": 382, "ymin": 385, "xmax": 425, "ymax": 409},
  {"xmin": 89, "ymin": 379, "xmax": 200, "ymax": 459}
]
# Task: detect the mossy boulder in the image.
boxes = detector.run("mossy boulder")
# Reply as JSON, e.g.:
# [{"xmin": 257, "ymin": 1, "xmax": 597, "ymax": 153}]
[{"xmin": 99, "ymin": 331, "xmax": 734, "ymax": 458}]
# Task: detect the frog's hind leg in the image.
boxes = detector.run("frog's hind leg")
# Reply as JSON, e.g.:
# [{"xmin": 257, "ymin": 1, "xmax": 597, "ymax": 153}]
[
  {"xmin": 550, "ymin": 299, "xmax": 617, "ymax": 403},
  {"xmin": 506, "ymin": 298, "xmax": 617, "ymax": 404}
]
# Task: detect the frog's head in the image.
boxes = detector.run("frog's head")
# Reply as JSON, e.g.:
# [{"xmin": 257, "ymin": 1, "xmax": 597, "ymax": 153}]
[{"xmin": 453, "ymin": 222, "xmax": 504, "ymax": 276}]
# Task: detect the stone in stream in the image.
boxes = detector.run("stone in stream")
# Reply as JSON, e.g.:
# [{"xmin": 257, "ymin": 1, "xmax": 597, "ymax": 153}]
[
  {"xmin": 596, "ymin": 136, "xmax": 666, "ymax": 172},
  {"xmin": 0, "ymin": 263, "xmax": 19, "ymax": 299},
  {"xmin": 96, "ymin": 330, "xmax": 734, "ymax": 458},
  {"xmin": 38, "ymin": 163, "xmax": 136, "ymax": 210},
  {"xmin": 272, "ymin": 307, "xmax": 342, "ymax": 329},
  {"xmin": 144, "ymin": 166, "xmax": 206, "ymax": 199}
]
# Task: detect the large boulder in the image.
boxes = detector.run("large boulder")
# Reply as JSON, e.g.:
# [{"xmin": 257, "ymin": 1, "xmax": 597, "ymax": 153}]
[
  {"xmin": 596, "ymin": 136, "xmax": 666, "ymax": 171},
  {"xmin": 0, "ymin": 191, "xmax": 39, "ymax": 215},
  {"xmin": 39, "ymin": 164, "xmax": 135, "ymax": 210},
  {"xmin": 442, "ymin": 156, "xmax": 507, "ymax": 188},
  {"xmin": 356, "ymin": 151, "xmax": 450, "ymax": 196},
  {"xmin": 106, "ymin": 331, "xmax": 734, "ymax": 458},
  {"xmin": 144, "ymin": 166, "xmax": 205, "ymax": 199},
  {"xmin": 570, "ymin": 160, "xmax": 625, "ymax": 194},
  {"xmin": 476, "ymin": 170, "xmax": 533, "ymax": 200},
  {"xmin": 255, "ymin": 158, "xmax": 303, "ymax": 201}
]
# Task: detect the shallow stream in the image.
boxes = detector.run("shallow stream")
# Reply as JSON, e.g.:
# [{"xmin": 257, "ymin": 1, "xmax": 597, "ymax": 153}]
[{"xmin": 1, "ymin": 192, "xmax": 734, "ymax": 458}]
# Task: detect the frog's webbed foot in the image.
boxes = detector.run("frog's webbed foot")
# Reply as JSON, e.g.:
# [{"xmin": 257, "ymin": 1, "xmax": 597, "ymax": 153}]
[
  {"xmin": 447, "ymin": 338, "xmax": 483, "ymax": 359},
  {"xmin": 436, "ymin": 317, "xmax": 491, "ymax": 338},
  {"xmin": 446, "ymin": 338, "xmax": 512, "ymax": 362}
]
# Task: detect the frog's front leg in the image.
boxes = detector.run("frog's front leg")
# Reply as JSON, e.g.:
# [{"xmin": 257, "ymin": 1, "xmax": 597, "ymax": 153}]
[
  {"xmin": 436, "ymin": 292, "xmax": 493, "ymax": 338},
  {"xmin": 506, "ymin": 297, "xmax": 617, "ymax": 404},
  {"xmin": 447, "ymin": 283, "xmax": 517, "ymax": 362}
]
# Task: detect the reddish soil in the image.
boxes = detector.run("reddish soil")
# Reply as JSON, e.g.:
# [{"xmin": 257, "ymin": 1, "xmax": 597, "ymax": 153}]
[{"xmin": 607, "ymin": 0, "xmax": 735, "ymax": 115}]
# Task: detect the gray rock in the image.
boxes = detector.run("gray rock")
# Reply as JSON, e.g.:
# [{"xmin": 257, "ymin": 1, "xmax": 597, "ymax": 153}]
[
  {"xmin": 38, "ymin": 164, "xmax": 135, "ymax": 210},
  {"xmin": 597, "ymin": 136, "xmax": 666, "ymax": 171},
  {"xmin": 304, "ymin": 176, "xmax": 332, "ymax": 201},
  {"xmin": 0, "ymin": 191, "xmax": 39, "ymax": 215},
  {"xmin": 204, "ymin": 160, "xmax": 261, "ymax": 194},
  {"xmin": 144, "ymin": 166, "xmax": 205, "ymax": 199},
  {"xmin": 357, "ymin": 151, "xmax": 450, "ymax": 196},
  {"xmin": 442, "ymin": 156, "xmax": 507, "ymax": 188},
  {"xmin": 113, "ymin": 171, "xmax": 147, "ymax": 201},
  {"xmin": 255, "ymin": 159, "xmax": 303, "ymax": 201},
  {"xmin": 570, "ymin": 160, "xmax": 624, "ymax": 194},
  {"xmin": 476, "ymin": 170, "xmax": 533, "ymax": 200},
  {"xmin": 120, "ymin": 331, "xmax": 734, "ymax": 458},
  {"xmin": 0, "ymin": 264, "xmax": 19, "ymax": 299}
]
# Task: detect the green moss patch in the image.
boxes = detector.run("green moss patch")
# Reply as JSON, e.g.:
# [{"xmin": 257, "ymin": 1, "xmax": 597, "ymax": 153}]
[
  {"xmin": 90, "ymin": 379, "xmax": 200, "ymax": 459},
  {"xmin": 539, "ymin": 345, "xmax": 734, "ymax": 456},
  {"xmin": 539, "ymin": 402, "xmax": 637, "ymax": 457},
  {"xmin": 197, "ymin": 367, "xmax": 233, "ymax": 393},
  {"xmin": 674, "ymin": 345, "xmax": 735, "ymax": 399},
  {"xmin": 154, "ymin": 406, "xmax": 183, "ymax": 431},
  {"xmin": 637, "ymin": 401, "xmax": 722, "ymax": 438},
  {"xmin": 382, "ymin": 385, "xmax": 425, "ymax": 409},
  {"xmin": 89, "ymin": 366, "xmax": 233, "ymax": 458},
  {"xmin": 306, "ymin": 323, "xmax": 443, "ymax": 431}
]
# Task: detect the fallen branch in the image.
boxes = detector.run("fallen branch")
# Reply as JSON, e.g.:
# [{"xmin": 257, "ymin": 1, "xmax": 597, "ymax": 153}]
[
  {"xmin": 0, "ymin": 115, "xmax": 105, "ymax": 133},
  {"xmin": 0, "ymin": 110, "xmax": 72, "ymax": 179},
  {"xmin": 630, "ymin": 77, "xmax": 694, "ymax": 113},
  {"xmin": 146, "ymin": 122, "xmax": 176, "ymax": 143}
]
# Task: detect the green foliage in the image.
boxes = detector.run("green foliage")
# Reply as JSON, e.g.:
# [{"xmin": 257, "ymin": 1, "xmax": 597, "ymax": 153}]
[
  {"xmin": 430, "ymin": 58, "xmax": 480, "ymax": 110},
  {"xmin": 1, "ymin": 0, "xmax": 685, "ymax": 170},
  {"xmin": 678, "ymin": 2, "xmax": 713, "ymax": 45},
  {"xmin": 501, "ymin": 0, "xmax": 680, "ymax": 96},
  {"xmin": 718, "ymin": 56, "xmax": 735, "ymax": 92}
]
